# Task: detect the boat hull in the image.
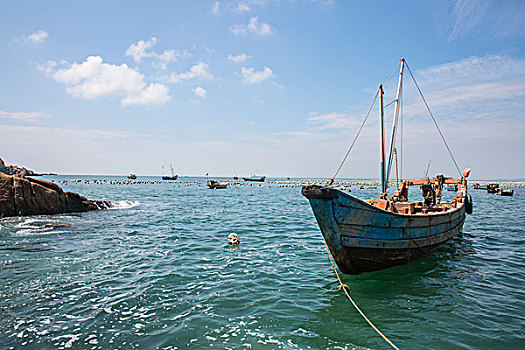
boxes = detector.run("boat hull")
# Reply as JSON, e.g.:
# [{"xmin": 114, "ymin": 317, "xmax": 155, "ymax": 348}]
[
  {"xmin": 162, "ymin": 176, "xmax": 178, "ymax": 180},
  {"xmin": 302, "ymin": 185, "xmax": 466, "ymax": 275}
]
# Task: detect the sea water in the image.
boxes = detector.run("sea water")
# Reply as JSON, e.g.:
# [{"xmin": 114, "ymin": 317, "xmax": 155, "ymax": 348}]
[{"xmin": 0, "ymin": 176, "xmax": 523, "ymax": 349}]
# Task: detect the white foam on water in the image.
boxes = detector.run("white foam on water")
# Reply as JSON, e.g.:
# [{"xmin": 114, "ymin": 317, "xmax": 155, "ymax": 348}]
[{"xmin": 108, "ymin": 201, "xmax": 141, "ymax": 210}]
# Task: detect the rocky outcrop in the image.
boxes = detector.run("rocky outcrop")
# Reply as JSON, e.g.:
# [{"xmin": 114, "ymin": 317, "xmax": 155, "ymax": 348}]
[
  {"xmin": 0, "ymin": 173, "xmax": 110, "ymax": 217},
  {"xmin": 0, "ymin": 157, "xmax": 41, "ymax": 176}
]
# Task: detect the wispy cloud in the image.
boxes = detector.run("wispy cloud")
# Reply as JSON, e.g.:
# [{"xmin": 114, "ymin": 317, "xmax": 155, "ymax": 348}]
[
  {"xmin": 228, "ymin": 53, "xmax": 251, "ymax": 63},
  {"xmin": 15, "ymin": 30, "xmax": 49, "ymax": 44},
  {"xmin": 126, "ymin": 37, "xmax": 187, "ymax": 70},
  {"xmin": 448, "ymin": 0, "xmax": 525, "ymax": 40},
  {"xmin": 211, "ymin": 1, "xmax": 220, "ymax": 14},
  {"xmin": 41, "ymin": 56, "xmax": 171, "ymax": 106},
  {"xmin": 165, "ymin": 62, "xmax": 213, "ymax": 83},
  {"xmin": 240, "ymin": 66, "xmax": 274, "ymax": 84},
  {"xmin": 230, "ymin": 17, "xmax": 273, "ymax": 36},
  {"xmin": 237, "ymin": 3, "xmax": 251, "ymax": 13},
  {"xmin": 307, "ymin": 112, "xmax": 354, "ymax": 130},
  {"xmin": 0, "ymin": 110, "xmax": 49, "ymax": 124},
  {"xmin": 0, "ymin": 124, "xmax": 141, "ymax": 142},
  {"xmin": 403, "ymin": 55, "xmax": 525, "ymax": 122}
]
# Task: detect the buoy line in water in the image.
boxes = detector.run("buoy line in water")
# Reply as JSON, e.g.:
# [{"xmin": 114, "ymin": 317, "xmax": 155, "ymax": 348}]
[{"xmin": 321, "ymin": 237, "xmax": 400, "ymax": 350}]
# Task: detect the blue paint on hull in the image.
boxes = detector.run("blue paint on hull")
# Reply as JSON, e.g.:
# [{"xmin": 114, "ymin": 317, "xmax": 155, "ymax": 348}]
[{"xmin": 302, "ymin": 185, "xmax": 467, "ymax": 274}]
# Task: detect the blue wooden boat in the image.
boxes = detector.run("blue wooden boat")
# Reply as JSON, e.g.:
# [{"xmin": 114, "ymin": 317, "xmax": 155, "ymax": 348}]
[
  {"xmin": 302, "ymin": 59, "xmax": 472, "ymax": 274},
  {"xmin": 302, "ymin": 179, "xmax": 471, "ymax": 274}
]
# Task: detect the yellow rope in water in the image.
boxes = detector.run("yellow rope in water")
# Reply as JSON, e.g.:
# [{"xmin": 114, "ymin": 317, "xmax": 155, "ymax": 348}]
[{"xmin": 321, "ymin": 238, "xmax": 400, "ymax": 350}]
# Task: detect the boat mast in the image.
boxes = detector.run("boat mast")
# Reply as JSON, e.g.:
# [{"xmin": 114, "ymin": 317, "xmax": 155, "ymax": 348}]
[
  {"xmin": 386, "ymin": 58, "xmax": 405, "ymax": 188},
  {"xmin": 379, "ymin": 84, "xmax": 386, "ymax": 195}
]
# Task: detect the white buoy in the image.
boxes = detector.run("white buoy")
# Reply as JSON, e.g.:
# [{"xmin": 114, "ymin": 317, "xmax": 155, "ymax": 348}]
[{"xmin": 228, "ymin": 233, "xmax": 240, "ymax": 245}]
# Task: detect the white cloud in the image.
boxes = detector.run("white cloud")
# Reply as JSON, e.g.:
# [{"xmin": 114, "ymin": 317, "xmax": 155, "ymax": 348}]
[
  {"xmin": 126, "ymin": 37, "xmax": 158, "ymax": 63},
  {"xmin": 16, "ymin": 30, "xmax": 48, "ymax": 44},
  {"xmin": 121, "ymin": 83, "xmax": 171, "ymax": 106},
  {"xmin": 47, "ymin": 56, "xmax": 171, "ymax": 106},
  {"xmin": 166, "ymin": 62, "xmax": 213, "ymax": 83},
  {"xmin": 126, "ymin": 37, "xmax": 181, "ymax": 70},
  {"xmin": 0, "ymin": 110, "xmax": 49, "ymax": 124},
  {"xmin": 211, "ymin": 1, "xmax": 220, "ymax": 14},
  {"xmin": 240, "ymin": 66, "xmax": 274, "ymax": 84},
  {"xmin": 228, "ymin": 53, "xmax": 250, "ymax": 63},
  {"xmin": 237, "ymin": 3, "xmax": 251, "ymax": 12},
  {"xmin": 230, "ymin": 17, "xmax": 273, "ymax": 36},
  {"xmin": 193, "ymin": 86, "xmax": 207, "ymax": 99}
]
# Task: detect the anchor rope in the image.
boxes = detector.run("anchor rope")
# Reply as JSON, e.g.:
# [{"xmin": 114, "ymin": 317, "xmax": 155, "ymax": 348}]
[
  {"xmin": 404, "ymin": 62, "xmax": 462, "ymax": 178},
  {"xmin": 321, "ymin": 237, "xmax": 400, "ymax": 350}
]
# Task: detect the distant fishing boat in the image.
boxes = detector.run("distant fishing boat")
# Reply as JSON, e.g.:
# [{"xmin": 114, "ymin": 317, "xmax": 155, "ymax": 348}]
[
  {"xmin": 128, "ymin": 173, "xmax": 137, "ymax": 179},
  {"xmin": 487, "ymin": 183, "xmax": 499, "ymax": 193},
  {"xmin": 207, "ymin": 180, "xmax": 228, "ymax": 189},
  {"xmin": 162, "ymin": 164, "xmax": 178, "ymax": 180},
  {"xmin": 243, "ymin": 175, "xmax": 266, "ymax": 182},
  {"xmin": 302, "ymin": 58, "xmax": 473, "ymax": 275},
  {"xmin": 473, "ymin": 183, "xmax": 487, "ymax": 190},
  {"xmin": 497, "ymin": 189, "xmax": 514, "ymax": 196}
]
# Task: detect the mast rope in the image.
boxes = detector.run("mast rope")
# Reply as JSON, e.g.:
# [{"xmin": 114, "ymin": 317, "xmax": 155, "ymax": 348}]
[
  {"xmin": 328, "ymin": 89, "xmax": 379, "ymax": 185},
  {"xmin": 328, "ymin": 61, "xmax": 403, "ymax": 185},
  {"xmin": 405, "ymin": 62, "xmax": 462, "ymax": 177},
  {"xmin": 384, "ymin": 59, "xmax": 402, "ymax": 89},
  {"xmin": 321, "ymin": 237, "xmax": 400, "ymax": 350}
]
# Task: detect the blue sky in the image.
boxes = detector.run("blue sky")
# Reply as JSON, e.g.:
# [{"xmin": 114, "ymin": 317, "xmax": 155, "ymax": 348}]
[{"xmin": 1, "ymin": 0, "xmax": 524, "ymax": 179}]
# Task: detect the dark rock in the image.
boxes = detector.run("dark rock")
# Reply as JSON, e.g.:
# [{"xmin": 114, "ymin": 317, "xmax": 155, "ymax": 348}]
[
  {"xmin": 0, "ymin": 157, "xmax": 40, "ymax": 176},
  {"xmin": 0, "ymin": 173, "xmax": 110, "ymax": 217}
]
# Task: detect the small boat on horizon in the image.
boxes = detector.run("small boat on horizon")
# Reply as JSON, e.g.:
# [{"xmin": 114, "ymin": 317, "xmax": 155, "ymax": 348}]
[
  {"xmin": 473, "ymin": 183, "xmax": 487, "ymax": 190},
  {"xmin": 128, "ymin": 173, "xmax": 137, "ymax": 179},
  {"xmin": 487, "ymin": 183, "xmax": 499, "ymax": 193},
  {"xmin": 243, "ymin": 175, "xmax": 266, "ymax": 182},
  {"xmin": 162, "ymin": 164, "xmax": 178, "ymax": 180},
  {"xmin": 207, "ymin": 179, "xmax": 228, "ymax": 189},
  {"xmin": 497, "ymin": 188, "xmax": 514, "ymax": 196},
  {"xmin": 302, "ymin": 58, "xmax": 473, "ymax": 275}
]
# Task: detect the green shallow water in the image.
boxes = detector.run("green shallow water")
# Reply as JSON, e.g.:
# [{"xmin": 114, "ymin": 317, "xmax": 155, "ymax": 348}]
[{"xmin": 1, "ymin": 176, "xmax": 524, "ymax": 349}]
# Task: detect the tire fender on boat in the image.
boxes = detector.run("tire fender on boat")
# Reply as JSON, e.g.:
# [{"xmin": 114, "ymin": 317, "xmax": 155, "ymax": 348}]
[{"xmin": 465, "ymin": 194, "xmax": 473, "ymax": 214}]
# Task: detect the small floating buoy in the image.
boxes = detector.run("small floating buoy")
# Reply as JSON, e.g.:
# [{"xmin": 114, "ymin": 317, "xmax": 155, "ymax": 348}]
[
  {"xmin": 44, "ymin": 222, "xmax": 71, "ymax": 228},
  {"xmin": 228, "ymin": 233, "xmax": 240, "ymax": 245}
]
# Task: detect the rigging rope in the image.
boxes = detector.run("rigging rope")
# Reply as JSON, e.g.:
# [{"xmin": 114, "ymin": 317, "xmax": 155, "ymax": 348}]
[
  {"xmin": 384, "ymin": 59, "xmax": 402, "ymax": 89},
  {"xmin": 404, "ymin": 62, "xmax": 462, "ymax": 177},
  {"xmin": 321, "ymin": 237, "xmax": 400, "ymax": 350},
  {"xmin": 328, "ymin": 60, "xmax": 402, "ymax": 186},
  {"xmin": 328, "ymin": 89, "xmax": 379, "ymax": 185}
]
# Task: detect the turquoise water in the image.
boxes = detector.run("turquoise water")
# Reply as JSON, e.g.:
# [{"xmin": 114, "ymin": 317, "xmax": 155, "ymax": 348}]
[{"xmin": 1, "ymin": 176, "xmax": 523, "ymax": 349}]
